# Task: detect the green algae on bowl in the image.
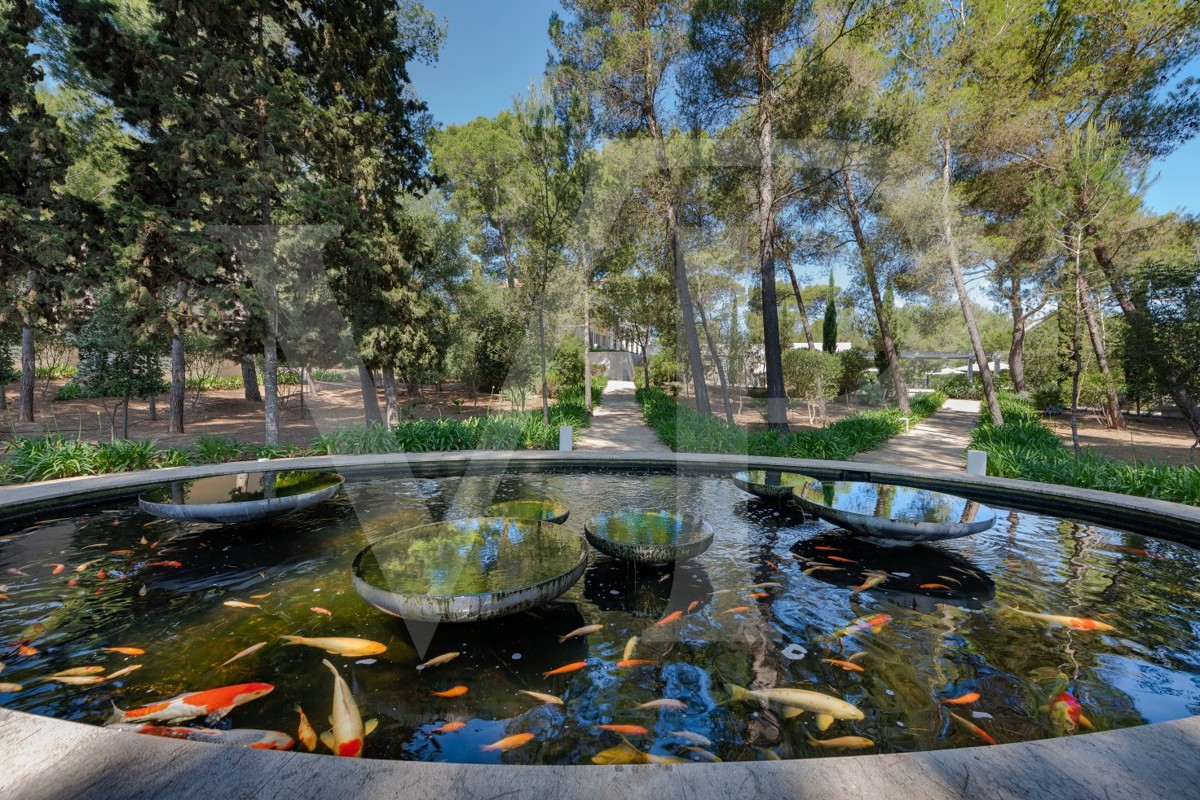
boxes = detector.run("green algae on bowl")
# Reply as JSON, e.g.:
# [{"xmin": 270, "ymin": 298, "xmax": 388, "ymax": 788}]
[
  {"xmin": 352, "ymin": 517, "xmax": 588, "ymax": 621},
  {"xmin": 584, "ymin": 508, "xmax": 713, "ymax": 565},
  {"xmin": 484, "ymin": 499, "xmax": 570, "ymax": 524},
  {"xmin": 137, "ymin": 470, "xmax": 344, "ymax": 524}
]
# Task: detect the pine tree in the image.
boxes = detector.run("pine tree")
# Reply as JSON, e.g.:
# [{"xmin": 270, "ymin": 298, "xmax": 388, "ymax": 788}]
[{"xmin": 821, "ymin": 273, "xmax": 838, "ymax": 353}]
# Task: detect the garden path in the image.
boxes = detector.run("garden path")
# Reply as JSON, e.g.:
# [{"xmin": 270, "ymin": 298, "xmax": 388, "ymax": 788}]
[
  {"xmin": 574, "ymin": 380, "xmax": 672, "ymax": 454},
  {"xmin": 853, "ymin": 398, "xmax": 981, "ymax": 472}
]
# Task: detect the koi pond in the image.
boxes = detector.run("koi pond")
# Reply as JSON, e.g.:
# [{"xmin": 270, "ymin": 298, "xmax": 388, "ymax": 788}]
[{"xmin": 1, "ymin": 466, "xmax": 1199, "ymax": 764}]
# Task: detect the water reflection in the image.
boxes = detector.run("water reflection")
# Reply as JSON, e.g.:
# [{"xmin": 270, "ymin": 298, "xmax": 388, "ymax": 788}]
[{"xmin": 583, "ymin": 558, "xmax": 714, "ymax": 618}]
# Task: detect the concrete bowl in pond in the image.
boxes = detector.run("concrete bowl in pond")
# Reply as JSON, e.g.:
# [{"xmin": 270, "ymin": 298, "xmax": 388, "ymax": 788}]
[
  {"xmin": 732, "ymin": 469, "xmax": 814, "ymax": 500},
  {"xmin": 790, "ymin": 478, "xmax": 997, "ymax": 543},
  {"xmin": 584, "ymin": 508, "xmax": 714, "ymax": 566},
  {"xmin": 138, "ymin": 470, "xmax": 343, "ymax": 525},
  {"xmin": 351, "ymin": 517, "xmax": 588, "ymax": 623},
  {"xmin": 484, "ymin": 499, "xmax": 570, "ymax": 524}
]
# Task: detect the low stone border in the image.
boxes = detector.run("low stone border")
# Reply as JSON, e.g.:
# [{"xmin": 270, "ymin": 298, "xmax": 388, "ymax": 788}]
[{"xmin": 2, "ymin": 451, "xmax": 1199, "ymax": 799}]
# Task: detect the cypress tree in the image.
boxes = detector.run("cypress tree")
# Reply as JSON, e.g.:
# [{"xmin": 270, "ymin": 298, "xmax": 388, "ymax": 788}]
[{"xmin": 822, "ymin": 272, "xmax": 838, "ymax": 353}]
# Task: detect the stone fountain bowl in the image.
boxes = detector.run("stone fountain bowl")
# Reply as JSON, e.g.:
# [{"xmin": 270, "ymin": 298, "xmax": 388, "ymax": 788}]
[
  {"xmin": 351, "ymin": 517, "xmax": 588, "ymax": 623},
  {"xmin": 137, "ymin": 470, "xmax": 344, "ymax": 525},
  {"xmin": 583, "ymin": 508, "xmax": 714, "ymax": 566},
  {"xmin": 790, "ymin": 478, "xmax": 997, "ymax": 543},
  {"xmin": 731, "ymin": 469, "xmax": 814, "ymax": 500},
  {"xmin": 484, "ymin": 499, "xmax": 570, "ymax": 524}
]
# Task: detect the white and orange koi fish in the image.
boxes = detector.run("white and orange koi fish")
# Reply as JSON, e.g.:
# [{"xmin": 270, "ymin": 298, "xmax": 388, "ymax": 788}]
[
  {"xmin": 320, "ymin": 659, "xmax": 377, "ymax": 758},
  {"xmin": 109, "ymin": 724, "xmax": 294, "ymax": 750},
  {"xmin": 108, "ymin": 682, "xmax": 274, "ymax": 725}
]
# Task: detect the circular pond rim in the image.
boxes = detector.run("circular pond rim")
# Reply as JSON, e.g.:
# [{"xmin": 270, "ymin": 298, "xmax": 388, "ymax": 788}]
[
  {"xmin": 2, "ymin": 450, "xmax": 1199, "ymax": 798},
  {"xmin": 136, "ymin": 471, "xmax": 345, "ymax": 525},
  {"xmin": 350, "ymin": 517, "xmax": 588, "ymax": 622}
]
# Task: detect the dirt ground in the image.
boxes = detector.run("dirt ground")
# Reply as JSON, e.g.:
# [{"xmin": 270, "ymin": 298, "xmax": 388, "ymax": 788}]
[
  {"xmin": 0, "ymin": 378, "xmax": 546, "ymax": 449},
  {"xmin": 1046, "ymin": 413, "xmax": 1199, "ymax": 467}
]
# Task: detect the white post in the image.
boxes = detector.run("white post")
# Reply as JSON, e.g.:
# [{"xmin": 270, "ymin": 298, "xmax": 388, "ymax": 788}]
[
  {"xmin": 559, "ymin": 425, "xmax": 573, "ymax": 452},
  {"xmin": 966, "ymin": 449, "xmax": 987, "ymax": 476}
]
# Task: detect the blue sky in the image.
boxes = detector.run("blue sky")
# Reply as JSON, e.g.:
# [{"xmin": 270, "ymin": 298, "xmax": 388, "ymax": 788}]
[{"xmin": 410, "ymin": 0, "xmax": 1195, "ymax": 216}]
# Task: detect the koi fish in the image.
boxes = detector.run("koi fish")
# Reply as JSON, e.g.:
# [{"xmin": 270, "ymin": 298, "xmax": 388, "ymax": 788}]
[
  {"xmin": 49, "ymin": 564, "xmax": 65, "ymax": 575},
  {"xmin": 543, "ymin": 661, "xmax": 587, "ymax": 677},
  {"xmin": 223, "ymin": 601, "xmax": 260, "ymax": 610},
  {"xmin": 746, "ymin": 592, "xmax": 770, "ymax": 599},
  {"xmin": 833, "ymin": 613, "xmax": 892, "ymax": 637},
  {"xmin": 826, "ymin": 556, "xmax": 858, "ymax": 564},
  {"xmin": 637, "ymin": 698, "xmax": 686, "ymax": 711},
  {"xmin": 74, "ymin": 561, "xmax": 95, "ymax": 573},
  {"xmin": 249, "ymin": 592, "xmax": 272, "ymax": 600},
  {"xmin": 936, "ymin": 575, "xmax": 962, "ymax": 585},
  {"xmin": 518, "ymin": 690, "xmax": 564, "ymax": 705},
  {"xmin": 434, "ymin": 720, "xmax": 467, "ymax": 733},
  {"xmin": 655, "ymin": 611, "xmax": 683, "ymax": 626},
  {"xmin": 616, "ymin": 659, "xmax": 654, "ymax": 668},
  {"xmin": 813, "ymin": 546, "xmax": 839, "ymax": 552},
  {"xmin": 431, "ymin": 686, "xmax": 469, "ymax": 698},
  {"xmin": 145, "ymin": 561, "xmax": 182, "ymax": 568},
  {"xmin": 417, "ymin": 651, "xmax": 460, "ymax": 671},
  {"xmin": 1048, "ymin": 691, "xmax": 1093, "ymax": 731},
  {"xmin": 847, "ymin": 651, "xmax": 868, "ymax": 662},
  {"xmin": 949, "ymin": 711, "xmax": 997, "ymax": 745},
  {"xmin": 852, "ymin": 573, "xmax": 889, "ymax": 593},
  {"xmin": 311, "ymin": 607, "xmax": 332, "ymax": 618},
  {"xmin": 806, "ymin": 733, "xmax": 874, "ymax": 750},
  {"xmin": 96, "ymin": 570, "xmax": 107, "ymax": 580},
  {"xmin": 0, "ymin": 682, "xmax": 22, "ymax": 692},
  {"xmin": 221, "ymin": 642, "xmax": 267, "ymax": 667},
  {"xmin": 750, "ymin": 582, "xmax": 782, "ymax": 589},
  {"xmin": 592, "ymin": 741, "xmax": 687, "ymax": 765},
  {"xmin": 597, "ymin": 724, "xmax": 648, "ymax": 735},
  {"xmin": 103, "ymin": 647, "xmax": 145, "ymax": 656},
  {"xmin": 109, "ymin": 724, "xmax": 293, "ymax": 750},
  {"xmin": 49, "ymin": 675, "xmax": 105, "ymax": 685},
  {"xmin": 942, "ymin": 692, "xmax": 980, "ymax": 705},
  {"xmin": 481, "ymin": 732, "xmax": 534, "ymax": 752},
  {"xmin": 108, "ymin": 682, "xmax": 274, "ymax": 725},
  {"xmin": 107, "ymin": 664, "xmax": 142, "ymax": 680},
  {"xmin": 320, "ymin": 659, "xmax": 377, "ymax": 757},
  {"xmin": 109, "ymin": 550, "xmax": 135, "ymax": 555},
  {"xmin": 726, "ymin": 684, "xmax": 864, "ymax": 721},
  {"xmin": 1009, "ymin": 608, "xmax": 1114, "ymax": 631},
  {"xmin": 682, "ymin": 746, "xmax": 721, "ymax": 762},
  {"xmin": 671, "ymin": 730, "xmax": 712, "ymax": 746},
  {"xmin": 686, "ymin": 600, "xmax": 699, "ymax": 613},
  {"xmin": 919, "ymin": 583, "xmax": 952, "ymax": 591},
  {"xmin": 295, "ymin": 704, "xmax": 317, "ymax": 751},
  {"xmin": 280, "ymin": 636, "xmax": 387, "ymax": 657},
  {"xmin": 722, "ymin": 606, "xmax": 751, "ymax": 615},
  {"xmin": 558, "ymin": 624, "xmax": 603, "ymax": 643},
  {"xmin": 803, "ymin": 565, "xmax": 843, "ymax": 575},
  {"xmin": 51, "ymin": 666, "xmax": 106, "ymax": 677},
  {"xmin": 622, "ymin": 636, "xmax": 638, "ymax": 661},
  {"xmin": 17, "ymin": 646, "xmax": 37, "ymax": 656},
  {"xmin": 822, "ymin": 658, "xmax": 865, "ymax": 673}
]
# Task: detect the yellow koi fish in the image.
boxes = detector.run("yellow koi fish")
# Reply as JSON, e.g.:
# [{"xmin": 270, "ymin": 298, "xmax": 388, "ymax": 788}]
[
  {"xmin": 806, "ymin": 733, "xmax": 874, "ymax": 749},
  {"xmin": 280, "ymin": 636, "xmax": 387, "ymax": 657},
  {"xmin": 416, "ymin": 652, "xmax": 460, "ymax": 671},
  {"xmin": 320, "ymin": 659, "xmax": 376, "ymax": 757},
  {"xmin": 517, "ymin": 690, "xmax": 563, "ymax": 705},
  {"xmin": 726, "ymin": 683, "xmax": 864, "ymax": 721},
  {"xmin": 558, "ymin": 624, "xmax": 603, "ymax": 643},
  {"xmin": 1008, "ymin": 608, "xmax": 1114, "ymax": 632}
]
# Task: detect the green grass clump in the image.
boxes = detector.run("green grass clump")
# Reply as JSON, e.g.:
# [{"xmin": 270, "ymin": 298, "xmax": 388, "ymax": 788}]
[
  {"xmin": 970, "ymin": 393, "xmax": 1200, "ymax": 506},
  {"xmin": 3, "ymin": 436, "xmax": 169, "ymax": 482},
  {"xmin": 635, "ymin": 388, "xmax": 947, "ymax": 460}
]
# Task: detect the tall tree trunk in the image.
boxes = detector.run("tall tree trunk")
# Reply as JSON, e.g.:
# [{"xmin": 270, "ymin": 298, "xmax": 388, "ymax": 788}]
[
  {"xmin": 167, "ymin": 281, "xmax": 187, "ymax": 434},
  {"xmin": 1, "ymin": 381, "xmax": 7, "ymax": 411},
  {"xmin": 695, "ymin": 293, "xmax": 733, "ymax": 425},
  {"xmin": 582, "ymin": 247, "xmax": 592, "ymax": 414},
  {"xmin": 382, "ymin": 364, "xmax": 399, "ymax": 426},
  {"xmin": 358, "ymin": 363, "xmax": 383, "ymax": 425},
  {"xmin": 18, "ymin": 318, "xmax": 34, "ymax": 423},
  {"xmin": 642, "ymin": 332, "xmax": 650, "ymax": 390},
  {"xmin": 121, "ymin": 386, "xmax": 131, "ymax": 440},
  {"xmin": 1092, "ymin": 237, "xmax": 1200, "ymax": 441},
  {"xmin": 241, "ymin": 355, "xmax": 262, "ymax": 401},
  {"xmin": 1006, "ymin": 279, "xmax": 1027, "ymax": 392},
  {"xmin": 940, "ymin": 138, "xmax": 1001, "ymax": 425},
  {"xmin": 755, "ymin": 94, "xmax": 787, "ymax": 432},
  {"xmin": 147, "ymin": 394, "xmax": 157, "ymax": 421},
  {"xmin": 842, "ymin": 170, "xmax": 910, "ymax": 415},
  {"xmin": 498, "ymin": 219, "xmax": 516, "ymax": 289},
  {"xmin": 538, "ymin": 295, "xmax": 549, "ymax": 425},
  {"xmin": 263, "ymin": 328, "xmax": 279, "ymax": 444},
  {"xmin": 646, "ymin": 114, "xmax": 709, "ymax": 415},
  {"xmin": 783, "ymin": 253, "xmax": 816, "ymax": 349},
  {"xmin": 1077, "ymin": 270, "xmax": 1125, "ymax": 429},
  {"xmin": 1070, "ymin": 248, "xmax": 1084, "ymax": 453},
  {"xmin": 255, "ymin": 12, "xmax": 279, "ymax": 444}
]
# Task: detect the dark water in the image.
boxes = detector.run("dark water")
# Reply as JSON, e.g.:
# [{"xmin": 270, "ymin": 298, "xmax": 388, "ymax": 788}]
[{"xmin": 2, "ymin": 468, "xmax": 1199, "ymax": 764}]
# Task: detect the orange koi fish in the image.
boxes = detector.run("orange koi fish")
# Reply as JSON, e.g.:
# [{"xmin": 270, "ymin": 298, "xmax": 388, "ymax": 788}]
[
  {"xmin": 813, "ymin": 546, "xmax": 839, "ymax": 552},
  {"xmin": 687, "ymin": 601, "xmax": 700, "ymax": 613},
  {"xmin": 722, "ymin": 606, "xmax": 751, "ymax": 615},
  {"xmin": 655, "ymin": 611, "xmax": 683, "ymax": 626},
  {"xmin": 1009, "ymin": 608, "xmax": 1115, "ymax": 632},
  {"xmin": 637, "ymin": 698, "xmax": 686, "ymax": 711},
  {"xmin": 597, "ymin": 724, "xmax": 648, "ymax": 735},
  {"xmin": 834, "ymin": 613, "xmax": 892, "ymax": 637},
  {"xmin": 320, "ymin": 659, "xmax": 377, "ymax": 757},
  {"xmin": 49, "ymin": 564, "xmax": 65, "ymax": 575},
  {"xmin": 75, "ymin": 561, "xmax": 95, "ymax": 573},
  {"xmin": 948, "ymin": 711, "xmax": 996, "ymax": 745},
  {"xmin": 481, "ymin": 732, "xmax": 534, "ymax": 752},
  {"xmin": 942, "ymin": 692, "xmax": 980, "ymax": 705},
  {"xmin": 431, "ymin": 686, "xmax": 469, "ymax": 698},
  {"xmin": 852, "ymin": 573, "xmax": 888, "ymax": 593},
  {"xmin": 822, "ymin": 658, "xmax": 865, "ymax": 673},
  {"xmin": 543, "ymin": 661, "xmax": 587, "ymax": 678},
  {"xmin": 109, "ymin": 682, "xmax": 274, "ymax": 725},
  {"xmin": 434, "ymin": 720, "xmax": 467, "ymax": 733},
  {"xmin": 616, "ymin": 659, "xmax": 654, "ymax": 669},
  {"xmin": 746, "ymin": 592, "xmax": 770, "ymax": 599},
  {"xmin": 311, "ymin": 607, "xmax": 332, "ymax": 618},
  {"xmin": 295, "ymin": 704, "xmax": 317, "ymax": 751},
  {"xmin": 17, "ymin": 646, "xmax": 38, "ymax": 657},
  {"xmin": 146, "ymin": 561, "xmax": 182, "ymax": 568},
  {"xmin": 109, "ymin": 724, "xmax": 294, "ymax": 750},
  {"xmin": 104, "ymin": 646, "xmax": 145, "ymax": 656},
  {"xmin": 826, "ymin": 556, "xmax": 858, "ymax": 564},
  {"xmin": 1048, "ymin": 691, "xmax": 1093, "ymax": 732}
]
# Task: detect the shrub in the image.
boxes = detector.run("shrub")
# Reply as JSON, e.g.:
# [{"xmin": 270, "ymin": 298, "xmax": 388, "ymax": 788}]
[
  {"xmin": 837, "ymin": 348, "xmax": 872, "ymax": 397},
  {"xmin": 782, "ymin": 348, "xmax": 842, "ymax": 424},
  {"xmin": 648, "ymin": 353, "xmax": 681, "ymax": 386},
  {"xmin": 1030, "ymin": 384, "xmax": 1063, "ymax": 412},
  {"xmin": 54, "ymin": 382, "xmax": 86, "ymax": 401},
  {"xmin": 190, "ymin": 435, "xmax": 243, "ymax": 464}
]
